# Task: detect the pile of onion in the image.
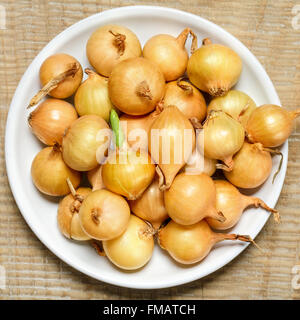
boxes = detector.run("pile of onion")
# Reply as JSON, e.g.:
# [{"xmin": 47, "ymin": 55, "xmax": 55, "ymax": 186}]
[{"xmin": 27, "ymin": 23, "xmax": 288, "ymax": 274}]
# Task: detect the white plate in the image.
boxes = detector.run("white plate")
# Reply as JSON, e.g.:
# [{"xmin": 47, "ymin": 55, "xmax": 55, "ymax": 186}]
[{"xmin": 5, "ymin": 5, "xmax": 287, "ymax": 289}]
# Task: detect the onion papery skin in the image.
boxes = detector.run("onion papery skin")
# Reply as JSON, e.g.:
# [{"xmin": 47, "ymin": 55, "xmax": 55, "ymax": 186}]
[
  {"xmin": 164, "ymin": 173, "xmax": 224, "ymax": 225},
  {"xmin": 108, "ymin": 57, "xmax": 165, "ymax": 116},
  {"xmin": 198, "ymin": 110, "xmax": 245, "ymax": 170},
  {"xmin": 79, "ymin": 189, "xmax": 130, "ymax": 241},
  {"xmin": 163, "ymin": 80, "xmax": 207, "ymax": 122},
  {"xmin": 187, "ymin": 41, "xmax": 242, "ymax": 96},
  {"xmin": 184, "ymin": 150, "xmax": 217, "ymax": 177},
  {"xmin": 103, "ymin": 215, "xmax": 154, "ymax": 270},
  {"xmin": 246, "ymin": 104, "xmax": 297, "ymax": 147},
  {"xmin": 158, "ymin": 220, "xmax": 216, "ymax": 264},
  {"xmin": 62, "ymin": 115, "xmax": 110, "ymax": 171},
  {"xmin": 129, "ymin": 176, "xmax": 169, "ymax": 229},
  {"xmin": 74, "ymin": 70, "xmax": 114, "ymax": 122},
  {"xmin": 149, "ymin": 106, "xmax": 195, "ymax": 189},
  {"xmin": 87, "ymin": 166, "xmax": 105, "ymax": 191},
  {"xmin": 57, "ymin": 187, "xmax": 92, "ymax": 240},
  {"xmin": 28, "ymin": 98, "xmax": 78, "ymax": 146},
  {"xmin": 31, "ymin": 146, "xmax": 81, "ymax": 196},
  {"xmin": 207, "ymin": 90, "xmax": 256, "ymax": 128},
  {"xmin": 101, "ymin": 149, "xmax": 156, "ymax": 200},
  {"xmin": 224, "ymin": 142, "xmax": 272, "ymax": 189},
  {"xmin": 120, "ymin": 111, "xmax": 158, "ymax": 150},
  {"xmin": 86, "ymin": 24, "xmax": 142, "ymax": 77},
  {"xmin": 39, "ymin": 53, "xmax": 83, "ymax": 99},
  {"xmin": 143, "ymin": 33, "xmax": 188, "ymax": 81}
]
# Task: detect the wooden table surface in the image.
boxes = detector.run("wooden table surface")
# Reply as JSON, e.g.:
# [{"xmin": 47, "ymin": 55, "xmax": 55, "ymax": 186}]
[{"xmin": 1, "ymin": 0, "xmax": 300, "ymax": 300}]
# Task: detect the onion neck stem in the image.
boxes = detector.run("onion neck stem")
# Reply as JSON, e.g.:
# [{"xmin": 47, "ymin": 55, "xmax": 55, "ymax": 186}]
[
  {"xmin": 263, "ymin": 147, "xmax": 283, "ymax": 184},
  {"xmin": 109, "ymin": 30, "xmax": 126, "ymax": 56},
  {"xmin": 176, "ymin": 28, "xmax": 198, "ymax": 53},
  {"xmin": 27, "ymin": 62, "xmax": 79, "ymax": 109},
  {"xmin": 110, "ymin": 109, "xmax": 124, "ymax": 148},
  {"xmin": 213, "ymin": 233, "xmax": 263, "ymax": 251}
]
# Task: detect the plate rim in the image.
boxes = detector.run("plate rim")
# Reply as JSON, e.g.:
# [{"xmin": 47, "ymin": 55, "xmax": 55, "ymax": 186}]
[{"xmin": 5, "ymin": 5, "xmax": 287, "ymax": 290}]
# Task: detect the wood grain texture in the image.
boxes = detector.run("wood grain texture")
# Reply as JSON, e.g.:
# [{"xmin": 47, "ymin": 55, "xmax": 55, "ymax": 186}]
[{"xmin": 1, "ymin": 0, "xmax": 300, "ymax": 300}]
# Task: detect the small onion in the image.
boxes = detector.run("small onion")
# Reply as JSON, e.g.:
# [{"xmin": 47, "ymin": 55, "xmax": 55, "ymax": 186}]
[
  {"xmin": 143, "ymin": 28, "xmax": 197, "ymax": 81},
  {"xmin": 102, "ymin": 149, "xmax": 155, "ymax": 200},
  {"xmin": 108, "ymin": 57, "xmax": 165, "ymax": 116},
  {"xmin": 187, "ymin": 38, "xmax": 242, "ymax": 96},
  {"xmin": 158, "ymin": 220, "xmax": 253, "ymax": 265},
  {"xmin": 62, "ymin": 115, "xmax": 110, "ymax": 171},
  {"xmin": 224, "ymin": 141, "xmax": 272, "ymax": 189},
  {"xmin": 149, "ymin": 105, "xmax": 195, "ymax": 190},
  {"xmin": 163, "ymin": 79, "xmax": 207, "ymax": 122},
  {"xmin": 87, "ymin": 166, "xmax": 105, "ymax": 191},
  {"xmin": 79, "ymin": 189, "xmax": 130, "ymax": 241},
  {"xmin": 86, "ymin": 24, "xmax": 142, "ymax": 77},
  {"xmin": 28, "ymin": 98, "xmax": 78, "ymax": 145},
  {"xmin": 164, "ymin": 173, "xmax": 225, "ymax": 225},
  {"xmin": 184, "ymin": 150, "xmax": 217, "ymax": 176},
  {"xmin": 74, "ymin": 69, "xmax": 114, "ymax": 122},
  {"xmin": 31, "ymin": 145, "xmax": 80, "ymax": 196},
  {"xmin": 57, "ymin": 186, "xmax": 92, "ymax": 240},
  {"xmin": 103, "ymin": 215, "xmax": 155, "ymax": 270},
  {"xmin": 207, "ymin": 90, "xmax": 256, "ymax": 128},
  {"xmin": 197, "ymin": 110, "xmax": 245, "ymax": 170},
  {"xmin": 129, "ymin": 176, "xmax": 169, "ymax": 229},
  {"xmin": 206, "ymin": 180, "xmax": 280, "ymax": 230},
  {"xmin": 28, "ymin": 54, "xmax": 83, "ymax": 108},
  {"xmin": 246, "ymin": 104, "xmax": 300, "ymax": 147},
  {"xmin": 120, "ymin": 108, "xmax": 160, "ymax": 150}
]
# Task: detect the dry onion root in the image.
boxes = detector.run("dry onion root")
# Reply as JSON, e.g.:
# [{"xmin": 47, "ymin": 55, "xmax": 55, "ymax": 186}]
[
  {"xmin": 206, "ymin": 180, "xmax": 280, "ymax": 230},
  {"xmin": 79, "ymin": 189, "xmax": 131, "ymax": 241},
  {"xmin": 62, "ymin": 115, "xmax": 110, "ymax": 171},
  {"xmin": 129, "ymin": 175, "xmax": 169, "ymax": 230},
  {"xmin": 143, "ymin": 28, "xmax": 198, "ymax": 81},
  {"xmin": 163, "ymin": 79, "xmax": 207, "ymax": 122},
  {"xmin": 224, "ymin": 141, "xmax": 283, "ymax": 188},
  {"xmin": 149, "ymin": 105, "xmax": 196, "ymax": 190},
  {"xmin": 164, "ymin": 173, "xmax": 226, "ymax": 225},
  {"xmin": 86, "ymin": 24, "xmax": 142, "ymax": 77},
  {"xmin": 31, "ymin": 144, "xmax": 81, "ymax": 196},
  {"xmin": 108, "ymin": 57, "xmax": 165, "ymax": 116},
  {"xmin": 74, "ymin": 68, "xmax": 114, "ymax": 122},
  {"xmin": 28, "ymin": 98, "xmax": 78, "ymax": 145},
  {"xmin": 207, "ymin": 90, "xmax": 256, "ymax": 128},
  {"xmin": 57, "ymin": 179, "xmax": 92, "ymax": 240},
  {"xmin": 158, "ymin": 220, "xmax": 256, "ymax": 265},
  {"xmin": 187, "ymin": 38, "xmax": 242, "ymax": 96},
  {"xmin": 197, "ymin": 110, "xmax": 245, "ymax": 171},
  {"xmin": 28, "ymin": 53, "xmax": 83, "ymax": 108},
  {"xmin": 246, "ymin": 104, "xmax": 300, "ymax": 147},
  {"xmin": 103, "ymin": 215, "xmax": 155, "ymax": 270}
]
